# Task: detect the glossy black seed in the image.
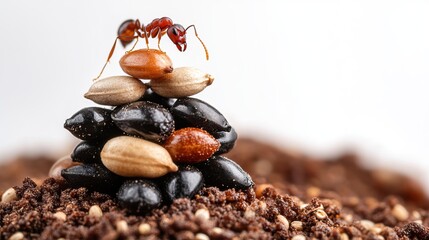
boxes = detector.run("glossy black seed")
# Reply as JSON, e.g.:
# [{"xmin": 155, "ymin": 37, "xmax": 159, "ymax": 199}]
[
  {"xmin": 117, "ymin": 179, "xmax": 162, "ymax": 214},
  {"xmin": 171, "ymin": 98, "xmax": 231, "ymax": 133},
  {"xmin": 112, "ymin": 101, "xmax": 175, "ymax": 143},
  {"xmin": 141, "ymin": 88, "xmax": 176, "ymax": 108},
  {"xmin": 64, "ymin": 107, "xmax": 117, "ymax": 141},
  {"xmin": 158, "ymin": 165, "xmax": 204, "ymax": 203},
  {"xmin": 212, "ymin": 127, "xmax": 238, "ymax": 154},
  {"xmin": 61, "ymin": 163, "xmax": 123, "ymax": 194},
  {"xmin": 70, "ymin": 141, "xmax": 103, "ymax": 163},
  {"xmin": 196, "ymin": 155, "xmax": 253, "ymax": 191}
]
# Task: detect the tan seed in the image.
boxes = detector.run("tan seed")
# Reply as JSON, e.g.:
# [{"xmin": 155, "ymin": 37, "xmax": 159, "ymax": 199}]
[
  {"xmin": 49, "ymin": 155, "xmax": 80, "ymax": 179},
  {"xmin": 315, "ymin": 209, "xmax": 327, "ymax": 220},
  {"xmin": 212, "ymin": 227, "xmax": 224, "ymax": 234},
  {"xmin": 1, "ymin": 187, "xmax": 17, "ymax": 203},
  {"xmin": 276, "ymin": 215, "xmax": 289, "ymax": 230},
  {"xmin": 116, "ymin": 220, "xmax": 129, "ymax": 233},
  {"xmin": 359, "ymin": 220, "xmax": 375, "ymax": 230},
  {"xmin": 101, "ymin": 136, "xmax": 178, "ymax": 177},
  {"xmin": 392, "ymin": 204, "xmax": 409, "ymax": 221},
  {"xmin": 244, "ymin": 208, "xmax": 256, "ymax": 219},
  {"xmin": 150, "ymin": 67, "xmax": 214, "ymax": 98},
  {"xmin": 85, "ymin": 76, "xmax": 147, "ymax": 106},
  {"xmin": 138, "ymin": 223, "xmax": 151, "ymax": 235},
  {"xmin": 195, "ymin": 233, "xmax": 210, "ymax": 240},
  {"xmin": 120, "ymin": 49, "xmax": 173, "ymax": 79},
  {"xmin": 291, "ymin": 221, "xmax": 303, "ymax": 231},
  {"xmin": 291, "ymin": 234, "xmax": 306, "ymax": 240},
  {"xmin": 88, "ymin": 205, "xmax": 103, "ymax": 219},
  {"xmin": 195, "ymin": 208, "xmax": 210, "ymax": 221},
  {"xmin": 8, "ymin": 232, "xmax": 24, "ymax": 240},
  {"xmin": 340, "ymin": 233, "xmax": 349, "ymax": 240},
  {"xmin": 53, "ymin": 211, "xmax": 67, "ymax": 221}
]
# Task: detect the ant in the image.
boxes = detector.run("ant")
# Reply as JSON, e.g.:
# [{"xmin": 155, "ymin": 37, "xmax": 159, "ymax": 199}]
[{"xmin": 95, "ymin": 17, "xmax": 209, "ymax": 80}]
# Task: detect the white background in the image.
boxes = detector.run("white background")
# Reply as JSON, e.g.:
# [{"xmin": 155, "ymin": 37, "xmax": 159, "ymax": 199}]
[{"xmin": 1, "ymin": 1, "xmax": 429, "ymax": 189}]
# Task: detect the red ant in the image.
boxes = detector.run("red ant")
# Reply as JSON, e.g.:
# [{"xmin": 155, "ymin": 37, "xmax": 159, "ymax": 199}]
[{"xmin": 95, "ymin": 17, "xmax": 209, "ymax": 80}]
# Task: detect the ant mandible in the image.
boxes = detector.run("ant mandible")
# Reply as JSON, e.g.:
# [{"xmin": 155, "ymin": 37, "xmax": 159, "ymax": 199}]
[{"xmin": 94, "ymin": 17, "xmax": 209, "ymax": 80}]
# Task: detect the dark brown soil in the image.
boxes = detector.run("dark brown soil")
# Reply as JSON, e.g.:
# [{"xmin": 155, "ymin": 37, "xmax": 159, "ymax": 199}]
[{"xmin": 1, "ymin": 138, "xmax": 428, "ymax": 239}]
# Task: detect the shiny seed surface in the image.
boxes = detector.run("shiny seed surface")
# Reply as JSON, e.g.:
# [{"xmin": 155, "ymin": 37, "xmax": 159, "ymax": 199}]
[
  {"xmin": 171, "ymin": 97, "xmax": 231, "ymax": 133},
  {"xmin": 150, "ymin": 67, "xmax": 214, "ymax": 98},
  {"xmin": 112, "ymin": 101, "xmax": 174, "ymax": 143},
  {"xmin": 117, "ymin": 179, "xmax": 162, "ymax": 214},
  {"xmin": 141, "ymin": 88, "xmax": 176, "ymax": 109},
  {"xmin": 163, "ymin": 127, "xmax": 220, "ymax": 163},
  {"xmin": 212, "ymin": 127, "xmax": 237, "ymax": 154},
  {"xmin": 64, "ymin": 107, "xmax": 118, "ymax": 141},
  {"xmin": 71, "ymin": 141, "xmax": 103, "ymax": 163},
  {"xmin": 196, "ymin": 155, "xmax": 253, "ymax": 190},
  {"xmin": 158, "ymin": 165, "xmax": 204, "ymax": 203},
  {"xmin": 84, "ymin": 75, "xmax": 147, "ymax": 106},
  {"xmin": 101, "ymin": 136, "xmax": 178, "ymax": 178},
  {"xmin": 119, "ymin": 49, "xmax": 173, "ymax": 79},
  {"xmin": 61, "ymin": 163, "xmax": 123, "ymax": 194}
]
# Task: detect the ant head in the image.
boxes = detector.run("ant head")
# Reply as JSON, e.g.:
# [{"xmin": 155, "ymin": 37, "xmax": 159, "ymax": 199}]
[
  {"xmin": 118, "ymin": 19, "xmax": 138, "ymax": 47},
  {"xmin": 167, "ymin": 24, "xmax": 187, "ymax": 52}
]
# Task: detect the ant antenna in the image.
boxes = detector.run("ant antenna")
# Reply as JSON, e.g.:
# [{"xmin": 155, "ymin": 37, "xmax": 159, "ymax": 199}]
[{"xmin": 185, "ymin": 25, "xmax": 209, "ymax": 60}]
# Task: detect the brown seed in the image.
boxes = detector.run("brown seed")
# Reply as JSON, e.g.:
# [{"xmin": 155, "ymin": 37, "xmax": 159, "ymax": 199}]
[
  {"xmin": 120, "ymin": 49, "xmax": 173, "ymax": 79},
  {"xmin": 84, "ymin": 76, "xmax": 147, "ymax": 106},
  {"xmin": 163, "ymin": 127, "xmax": 220, "ymax": 164},
  {"xmin": 48, "ymin": 155, "xmax": 80, "ymax": 179},
  {"xmin": 138, "ymin": 223, "xmax": 151, "ymax": 235},
  {"xmin": 8, "ymin": 232, "xmax": 24, "ymax": 240},
  {"xmin": 150, "ymin": 67, "xmax": 214, "ymax": 98},
  {"xmin": 53, "ymin": 211, "xmax": 67, "ymax": 221},
  {"xmin": 101, "ymin": 136, "xmax": 178, "ymax": 177},
  {"xmin": 255, "ymin": 184, "xmax": 274, "ymax": 198}
]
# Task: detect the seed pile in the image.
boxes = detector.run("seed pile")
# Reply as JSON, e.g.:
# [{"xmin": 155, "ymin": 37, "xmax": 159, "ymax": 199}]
[{"xmin": 57, "ymin": 49, "xmax": 253, "ymax": 214}]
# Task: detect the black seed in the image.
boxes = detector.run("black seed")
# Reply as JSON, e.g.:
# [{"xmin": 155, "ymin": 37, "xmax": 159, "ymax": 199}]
[
  {"xmin": 70, "ymin": 141, "xmax": 103, "ymax": 163},
  {"xmin": 141, "ymin": 88, "xmax": 176, "ymax": 108},
  {"xmin": 171, "ymin": 98, "xmax": 231, "ymax": 133},
  {"xmin": 61, "ymin": 163, "xmax": 123, "ymax": 194},
  {"xmin": 112, "ymin": 101, "xmax": 175, "ymax": 143},
  {"xmin": 64, "ymin": 107, "xmax": 118, "ymax": 141},
  {"xmin": 212, "ymin": 127, "xmax": 238, "ymax": 154},
  {"xmin": 157, "ymin": 165, "xmax": 204, "ymax": 203},
  {"xmin": 196, "ymin": 155, "xmax": 253, "ymax": 191},
  {"xmin": 117, "ymin": 179, "xmax": 162, "ymax": 214}
]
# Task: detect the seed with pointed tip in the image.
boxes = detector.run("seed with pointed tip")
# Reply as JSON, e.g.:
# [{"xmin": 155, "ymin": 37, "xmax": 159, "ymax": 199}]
[
  {"xmin": 101, "ymin": 136, "xmax": 178, "ymax": 178},
  {"xmin": 163, "ymin": 127, "xmax": 220, "ymax": 164},
  {"xmin": 212, "ymin": 127, "xmax": 238, "ymax": 154},
  {"xmin": 61, "ymin": 163, "xmax": 123, "ymax": 194},
  {"xmin": 120, "ymin": 49, "xmax": 173, "ymax": 79},
  {"xmin": 171, "ymin": 97, "xmax": 231, "ymax": 133},
  {"xmin": 150, "ymin": 67, "xmax": 214, "ymax": 98},
  {"xmin": 84, "ymin": 75, "xmax": 147, "ymax": 106},
  {"xmin": 117, "ymin": 179, "xmax": 162, "ymax": 214},
  {"xmin": 64, "ymin": 107, "xmax": 118, "ymax": 141},
  {"xmin": 112, "ymin": 101, "xmax": 174, "ymax": 143},
  {"xmin": 158, "ymin": 165, "xmax": 204, "ymax": 203},
  {"xmin": 196, "ymin": 155, "xmax": 253, "ymax": 190}
]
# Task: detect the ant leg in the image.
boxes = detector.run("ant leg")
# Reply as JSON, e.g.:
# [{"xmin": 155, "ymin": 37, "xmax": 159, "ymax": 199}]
[
  {"xmin": 141, "ymin": 23, "xmax": 150, "ymax": 49},
  {"xmin": 185, "ymin": 25, "xmax": 209, "ymax": 60},
  {"xmin": 157, "ymin": 31, "xmax": 167, "ymax": 52},
  {"xmin": 93, "ymin": 37, "xmax": 120, "ymax": 80},
  {"xmin": 126, "ymin": 37, "xmax": 139, "ymax": 53}
]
